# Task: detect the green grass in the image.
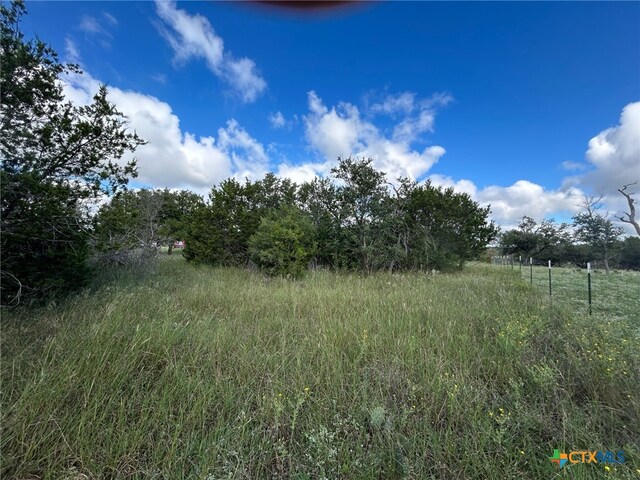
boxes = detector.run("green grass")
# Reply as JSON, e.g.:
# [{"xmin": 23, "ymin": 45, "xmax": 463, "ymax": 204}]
[
  {"xmin": 513, "ymin": 263, "xmax": 640, "ymax": 322},
  {"xmin": 2, "ymin": 256, "xmax": 639, "ymax": 479}
]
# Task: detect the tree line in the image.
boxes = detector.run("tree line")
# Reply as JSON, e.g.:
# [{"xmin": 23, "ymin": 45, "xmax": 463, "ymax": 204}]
[
  {"xmin": 499, "ymin": 205, "xmax": 640, "ymax": 273},
  {"xmin": 94, "ymin": 158, "xmax": 500, "ymax": 278}
]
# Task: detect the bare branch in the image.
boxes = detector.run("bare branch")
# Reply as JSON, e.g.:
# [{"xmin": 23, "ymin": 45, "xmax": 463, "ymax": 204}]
[{"xmin": 618, "ymin": 182, "xmax": 640, "ymax": 237}]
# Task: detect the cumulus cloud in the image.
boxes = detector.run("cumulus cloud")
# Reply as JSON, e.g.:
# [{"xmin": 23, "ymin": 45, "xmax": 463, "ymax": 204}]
[
  {"xmin": 61, "ymin": 71, "xmax": 269, "ymax": 192},
  {"xmin": 303, "ymin": 90, "xmax": 447, "ymax": 181},
  {"xmin": 155, "ymin": 0, "xmax": 266, "ymax": 103},
  {"xmin": 578, "ymin": 102, "xmax": 640, "ymax": 195},
  {"xmin": 428, "ymin": 174, "xmax": 585, "ymax": 227},
  {"xmin": 276, "ymin": 162, "xmax": 332, "ymax": 184}
]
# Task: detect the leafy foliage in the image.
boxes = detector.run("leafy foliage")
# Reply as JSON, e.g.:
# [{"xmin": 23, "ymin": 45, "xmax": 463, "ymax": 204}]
[
  {"xmin": 573, "ymin": 198, "xmax": 624, "ymax": 273},
  {"xmin": 248, "ymin": 206, "xmax": 317, "ymax": 278},
  {"xmin": 184, "ymin": 158, "xmax": 499, "ymax": 275},
  {"xmin": 182, "ymin": 174, "xmax": 298, "ymax": 266},
  {"xmin": 500, "ymin": 216, "xmax": 571, "ymax": 262},
  {"xmin": 0, "ymin": 1, "xmax": 144, "ymax": 304}
]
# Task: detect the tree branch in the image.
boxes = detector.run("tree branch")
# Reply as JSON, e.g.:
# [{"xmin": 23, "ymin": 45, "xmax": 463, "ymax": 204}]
[{"xmin": 617, "ymin": 182, "xmax": 640, "ymax": 237}]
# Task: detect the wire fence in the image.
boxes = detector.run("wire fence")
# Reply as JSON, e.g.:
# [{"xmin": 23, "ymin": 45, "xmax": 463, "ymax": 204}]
[{"xmin": 490, "ymin": 255, "xmax": 640, "ymax": 321}]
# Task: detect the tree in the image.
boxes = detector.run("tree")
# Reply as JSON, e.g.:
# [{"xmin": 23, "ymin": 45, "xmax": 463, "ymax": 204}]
[
  {"xmin": 617, "ymin": 182, "xmax": 640, "ymax": 237},
  {"xmin": 331, "ymin": 157, "xmax": 388, "ymax": 273},
  {"xmin": 500, "ymin": 216, "xmax": 571, "ymax": 261},
  {"xmin": 618, "ymin": 237, "xmax": 640, "ymax": 270},
  {"xmin": 297, "ymin": 177, "xmax": 344, "ymax": 268},
  {"xmin": 405, "ymin": 182, "xmax": 499, "ymax": 270},
  {"xmin": 182, "ymin": 175, "xmax": 297, "ymax": 266},
  {"xmin": 157, "ymin": 189, "xmax": 204, "ymax": 254},
  {"xmin": 573, "ymin": 197, "xmax": 623, "ymax": 274},
  {"xmin": 248, "ymin": 206, "xmax": 316, "ymax": 278},
  {"xmin": 1, "ymin": 1, "xmax": 144, "ymax": 303}
]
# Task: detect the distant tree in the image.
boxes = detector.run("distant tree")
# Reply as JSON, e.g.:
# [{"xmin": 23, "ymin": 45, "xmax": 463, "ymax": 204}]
[
  {"xmin": 93, "ymin": 189, "xmax": 205, "ymax": 264},
  {"xmin": 617, "ymin": 182, "xmax": 640, "ymax": 237},
  {"xmin": 618, "ymin": 236, "xmax": 640, "ymax": 270},
  {"xmin": 500, "ymin": 216, "xmax": 571, "ymax": 261},
  {"xmin": 248, "ymin": 206, "xmax": 316, "ymax": 278},
  {"xmin": 0, "ymin": 1, "xmax": 144, "ymax": 303},
  {"xmin": 573, "ymin": 197, "xmax": 624, "ymax": 274}
]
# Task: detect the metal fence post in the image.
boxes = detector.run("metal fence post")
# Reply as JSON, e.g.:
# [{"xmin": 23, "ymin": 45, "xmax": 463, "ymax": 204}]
[
  {"xmin": 587, "ymin": 262, "xmax": 592, "ymax": 315},
  {"xmin": 529, "ymin": 257, "xmax": 533, "ymax": 285},
  {"xmin": 548, "ymin": 260, "xmax": 552, "ymax": 298}
]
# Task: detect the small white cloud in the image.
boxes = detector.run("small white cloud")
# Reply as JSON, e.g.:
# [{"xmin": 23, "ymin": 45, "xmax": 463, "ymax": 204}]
[
  {"xmin": 102, "ymin": 12, "xmax": 118, "ymax": 26},
  {"xmin": 79, "ymin": 15, "xmax": 104, "ymax": 34},
  {"xmin": 65, "ymin": 37, "xmax": 80, "ymax": 63},
  {"xmin": 151, "ymin": 73, "xmax": 167, "ymax": 84},
  {"xmin": 561, "ymin": 160, "xmax": 588, "ymax": 171},
  {"xmin": 276, "ymin": 162, "xmax": 331, "ymax": 184},
  {"xmin": 370, "ymin": 92, "xmax": 416, "ymax": 116},
  {"xmin": 155, "ymin": 0, "xmax": 266, "ymax": 103},
  {"xmin": 269, "ymin": 111, "xmax": 286, "ymax": 129}
]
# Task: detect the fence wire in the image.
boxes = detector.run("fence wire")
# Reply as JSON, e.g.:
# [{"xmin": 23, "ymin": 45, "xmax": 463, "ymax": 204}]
[{"xmin": 490, "ymin": 256, "xmax": 640, "ymax": 321}]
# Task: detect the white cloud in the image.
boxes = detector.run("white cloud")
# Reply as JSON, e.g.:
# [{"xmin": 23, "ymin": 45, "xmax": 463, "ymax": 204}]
[
  {"xmin": 61, "ymin": 71, "xmax": 269, "ymax": 191},
  {"xmin": 65, "ymin": 37, "xmax": 80, "ymax": 63},
  {"xmin": 102, "ymin": 12, "xmax": 118, "ymax": 26},
  {"xmin": 269, "ymin": 111, "xmax": 286, "ymax": 129},
  {"xmin": 151, "ymin": 73, "xmax": 167, "ymax": 84},
  {"xmin": 476, "ymin": 181, "xmax": 584, "ymax": 224},
  {"xmin": 276, "ymin": 162, "xmax": 331, "ymax": 184},
  {"xmin": 303, "ymin": 90, "xmax": 447, "ymax": 181},
  {"xmin": 370, "ymin": 92, "xmax": 416, "ymax": 116},
  {"xmin": 428, "ymin": 175, "xmax": 585, "ymax": 226},
  {"xmin": 79, "ymin": 15, "xmax": 104, "ymax": 35},
  {"xmin": 155, "ymin": 0, "xmax": 266, "ymax": 103},
  {"xmin": 426, "ymin": 102, "xmax": 639, "ymax": 229},
  {"xmin": 578, "ymin": 101, "xmax": 640, "ymax": 195},
  {"xmin": 561, "ymin": 160, "xmax": 588, "ymax": 171}
]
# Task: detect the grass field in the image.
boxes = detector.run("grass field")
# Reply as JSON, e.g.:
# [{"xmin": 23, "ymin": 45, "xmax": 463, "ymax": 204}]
[
  {"xmin": 2, "ymin": 256, "xmax": 639, "ymax": 479},
  {"xmin": 513, "ymin": 263, "xmax": 640, "ymax": 322}
]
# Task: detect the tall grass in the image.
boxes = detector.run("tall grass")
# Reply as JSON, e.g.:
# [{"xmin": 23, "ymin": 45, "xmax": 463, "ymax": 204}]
[{"xmin": 2, "ymin": 256, "xmax": 639, "ymax": 479}]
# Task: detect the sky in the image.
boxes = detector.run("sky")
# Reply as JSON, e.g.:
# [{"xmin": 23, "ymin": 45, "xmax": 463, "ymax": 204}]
[{"xmin": 21, "ymin": 0, "xmax": 640, "ymax": 229}]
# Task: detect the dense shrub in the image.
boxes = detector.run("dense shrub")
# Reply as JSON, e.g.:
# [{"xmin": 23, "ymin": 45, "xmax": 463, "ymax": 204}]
[{"xmin": 249, "ymin": 207, "xmax": 317, "ymax": 278}]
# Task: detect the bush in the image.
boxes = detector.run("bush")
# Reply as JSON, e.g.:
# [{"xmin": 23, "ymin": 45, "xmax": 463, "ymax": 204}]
[{"xmin": 248, "ymin": 207, "xmax": 316, "ymax": 278}]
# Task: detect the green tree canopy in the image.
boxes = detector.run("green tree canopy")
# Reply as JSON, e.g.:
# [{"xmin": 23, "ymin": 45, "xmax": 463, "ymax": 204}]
[
  {"xmin": 249, "ymin": 206, "xmax": 317, "ymax": 278},
  {"xmin": 1, "ymin": 1, "xmax": 144, "ymax": 303}
]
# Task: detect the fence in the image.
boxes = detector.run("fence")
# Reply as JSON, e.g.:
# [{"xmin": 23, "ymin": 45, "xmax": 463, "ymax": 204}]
[{"xmin": 490, "ymin": 255, "xmax": 640, "ymax": 320}]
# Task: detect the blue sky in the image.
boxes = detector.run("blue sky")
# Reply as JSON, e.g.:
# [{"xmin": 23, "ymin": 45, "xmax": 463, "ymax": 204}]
[{"xmin": 23, "ymin": 1, "xmax": 640, "ymax": 227}]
